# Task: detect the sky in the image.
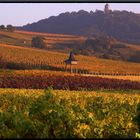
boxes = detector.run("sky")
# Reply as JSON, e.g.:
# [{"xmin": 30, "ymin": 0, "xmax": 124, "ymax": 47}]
[{"xmin": 0, "ymin": 3, "xmax": 140, "ymax": 26}]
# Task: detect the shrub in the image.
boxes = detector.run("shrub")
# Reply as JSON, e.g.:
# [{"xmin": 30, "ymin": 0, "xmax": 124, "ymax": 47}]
[{"xmin": 32, "ymin": 36, "xmax": 46, "ymax": 49}]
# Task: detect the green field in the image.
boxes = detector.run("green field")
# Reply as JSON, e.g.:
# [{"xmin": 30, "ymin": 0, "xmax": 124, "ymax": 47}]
[{"xmin": 0, "ymin": 88, "xmax": 140, "ymax": 138}]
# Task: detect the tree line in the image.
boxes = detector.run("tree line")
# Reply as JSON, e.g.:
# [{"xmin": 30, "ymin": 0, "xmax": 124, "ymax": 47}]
[{"xmin": 0, "ymin": 25, "xmax": 15, "ymax": 32}]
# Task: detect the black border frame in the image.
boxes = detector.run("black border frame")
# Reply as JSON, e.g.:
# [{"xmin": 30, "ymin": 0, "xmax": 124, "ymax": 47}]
[{"xmin": 0, "ymin": 0, "xmax": 140, "ymax": 3}]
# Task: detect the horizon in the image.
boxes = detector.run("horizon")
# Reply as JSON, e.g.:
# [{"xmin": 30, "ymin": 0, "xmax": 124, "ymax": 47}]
[{"xmin": 0, "ymin": 3, "xmax": 140, "ymax": 26}]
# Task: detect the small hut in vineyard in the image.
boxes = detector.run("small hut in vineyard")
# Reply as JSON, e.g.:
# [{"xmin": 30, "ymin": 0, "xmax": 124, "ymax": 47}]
[{"xmin": 64, "ymin": 52, "xmax": 78, "ymax": 73}]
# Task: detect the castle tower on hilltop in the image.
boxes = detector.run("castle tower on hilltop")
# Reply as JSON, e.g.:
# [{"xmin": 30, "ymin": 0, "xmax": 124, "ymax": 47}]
[{"xmin": 104, "ymin": 3, "xmax": 112, "ymax": 14}]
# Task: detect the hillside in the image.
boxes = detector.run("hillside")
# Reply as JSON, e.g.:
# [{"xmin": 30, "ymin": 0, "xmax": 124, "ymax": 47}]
[
  {"xmin": 0, "ymin": 30, "xmax": 85, "ymax": 49},
  {"xmin": 0, "ymin": 42, "xmax": 140, "ymax": 74},
  {"xmin": 0, "ymin": 30, "xmax": 140, "ymax": 63},
  {"xmin": 19, "ymin": 9, "xmax": 140, "ymax": 44}
]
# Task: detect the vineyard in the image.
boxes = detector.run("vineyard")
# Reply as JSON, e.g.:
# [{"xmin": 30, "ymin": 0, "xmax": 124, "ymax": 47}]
[
  {"xmin": 0, "ymin": 69, "xmax": 140, "ymax": 85},
  {"xmin": 0, "ymin": 30, "xmax": 85, "ymax": 49},
  {"xmin": 97, "ymin": 75, "xmax": 140, "ymax": 82},
  {"xmin": 0, "ymin": 43, "xmax": 140, "ymax": 74},
  {"xmin": 0, "ymin": 88, "xmax": 140, "ymax": 138},
  {"xmin": 0, "ymin": 29, "xmax": 140, "ymax": 138},
  {"xmin": 0, "ymin": 74, "xmax": 140, "ymax": 90}
]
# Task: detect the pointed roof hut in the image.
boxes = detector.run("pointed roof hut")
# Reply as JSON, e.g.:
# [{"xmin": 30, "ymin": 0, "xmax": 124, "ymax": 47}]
[
  {"xmin": 64, "ymin": 52, "xmax": 78, "ymax": 64},
  {"xmin": 64, "ymin": 52, "xmax": 78, "ymax": 73}
]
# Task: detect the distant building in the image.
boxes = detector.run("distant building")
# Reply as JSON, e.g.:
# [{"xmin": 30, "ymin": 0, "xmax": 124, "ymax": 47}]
[{"xmin": 104, "ymin": 3, "xmax": 112, "ymax": 14}]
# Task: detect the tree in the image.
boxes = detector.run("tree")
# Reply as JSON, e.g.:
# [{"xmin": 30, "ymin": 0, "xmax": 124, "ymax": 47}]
[
  {"xmin": 7, "ymin": 25, "xmax": 15, "ymax": 32},
  {"xmin": 31, "ymin": 36, "xmax": 46, "ymax": 49},
  {"xmin": 0, "ymin": 25, "xmax": 5, "ymax": 30}
]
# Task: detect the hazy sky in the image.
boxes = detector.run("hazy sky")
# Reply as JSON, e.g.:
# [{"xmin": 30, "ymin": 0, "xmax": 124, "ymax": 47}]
[{"xmin": 0, "ymin": 3, "xmax": 140, "ymax": 26}]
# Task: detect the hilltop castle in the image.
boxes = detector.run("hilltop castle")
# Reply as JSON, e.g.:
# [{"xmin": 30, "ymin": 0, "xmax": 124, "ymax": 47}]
[{"xmin": 104, "ymin": 4, "xmax": 112, "ymax": 14}]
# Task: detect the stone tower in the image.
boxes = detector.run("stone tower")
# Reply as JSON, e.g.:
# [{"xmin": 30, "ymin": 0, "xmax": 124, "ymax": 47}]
[{"xmin": 104, "ymin": 3, "xmax": 111, "ymax": 14}]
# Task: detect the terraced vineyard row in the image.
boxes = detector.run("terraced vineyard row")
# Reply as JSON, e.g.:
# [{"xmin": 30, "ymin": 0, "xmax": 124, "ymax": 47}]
[
  {"xmin": 0, "ymin": 30, "xmax": 85, "ymax": 48},
  {"xmin": 0, "ymin": 69, "xmax": 140, "ymax": 84},
  {"xmin": 0, "ymin": 74, "xmax": 140, "ymax": 90}
]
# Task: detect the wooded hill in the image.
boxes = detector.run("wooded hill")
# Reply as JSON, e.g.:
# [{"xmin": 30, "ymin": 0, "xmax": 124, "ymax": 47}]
[{"xmin": 19, "ymin": 9, "xmax": 140, "ymax": 45}]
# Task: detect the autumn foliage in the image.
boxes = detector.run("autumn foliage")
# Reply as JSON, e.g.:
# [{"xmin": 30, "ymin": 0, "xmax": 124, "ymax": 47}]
[
  {"xmin": 0, "ymin": 88, "xmax": 140, "ymax": 138},
  {"xmin": 0, "ymin": 75, "xmax": 140, "ymax": 90}
]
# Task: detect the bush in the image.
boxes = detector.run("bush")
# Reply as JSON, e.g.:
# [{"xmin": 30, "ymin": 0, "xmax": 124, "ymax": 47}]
[
  {"xmin": 32, "ymin": 36, "xmax": 46, "ymax": 49},
  {"xmin": 7, "ymin": 25, "xmax": 15, "ymax": 32},
  {"xmin": 0, "ymin": 25, "xmax": 5, "ymax": 30}
]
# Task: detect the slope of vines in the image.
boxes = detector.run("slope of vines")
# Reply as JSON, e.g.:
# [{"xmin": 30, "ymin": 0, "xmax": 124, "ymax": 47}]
[
  {"xmin": 0, "ymin": 43, "xmax": 140, "ymax": 74},
  {"xmin": 0, "ymin": 88, "xmax": 140, "ymax": 138}
]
